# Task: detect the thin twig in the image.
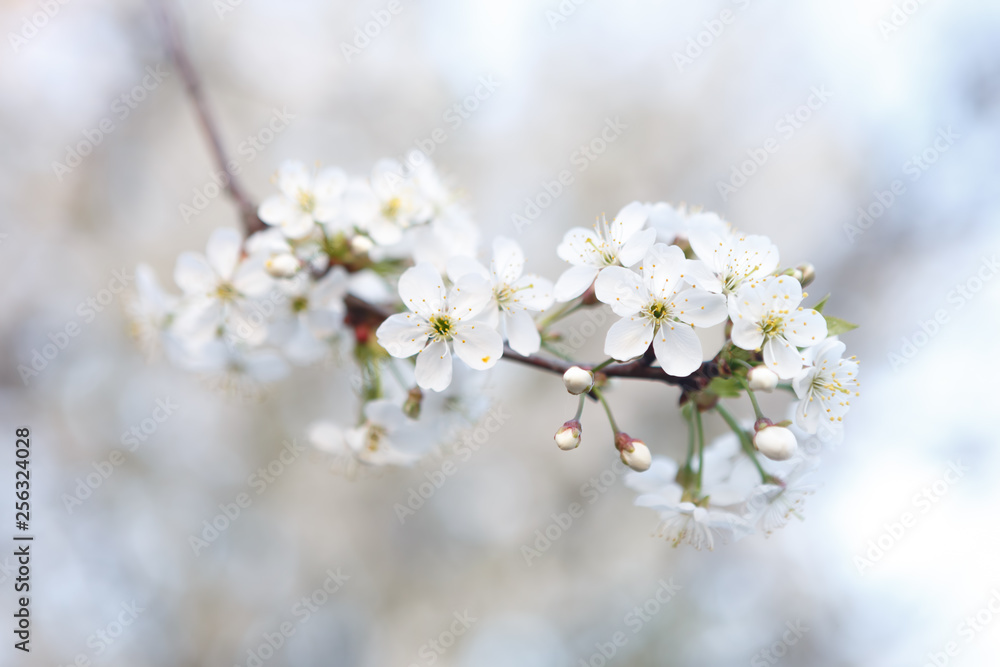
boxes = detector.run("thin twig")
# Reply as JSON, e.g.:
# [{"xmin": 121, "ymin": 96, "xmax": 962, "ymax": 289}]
[
  {"xmin": 151, "ymin": 0, "xmax": 265, "ymax": 235},
  {"xmin": 158, "ymin": 7, "xmax": 722, "ymax": 392}
]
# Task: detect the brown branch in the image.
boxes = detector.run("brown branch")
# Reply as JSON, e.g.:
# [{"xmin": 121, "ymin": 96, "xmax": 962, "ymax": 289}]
[
  {"xmin": 157, "ymin": 12, "xmax": 721, "ymax": 394},
  {"xmin": 151, "ymin": 0, "xmax": 265, "ymax": 235},
  {"xmin": 502, "ymin": 345, "xmax": 715, "ymax": 392}
]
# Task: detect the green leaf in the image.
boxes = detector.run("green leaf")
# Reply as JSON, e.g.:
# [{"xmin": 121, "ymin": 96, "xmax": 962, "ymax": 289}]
[
  {"xmin": 824, "ymin": 315, "xmax": 859, "ymax": 336},
  {"xmin": 708, "ymin": 377, "xmax": 742, "ymax": 398},
  {"xmin": 812, "ymin": 293, "xmax": 831, "ymax": 313}
]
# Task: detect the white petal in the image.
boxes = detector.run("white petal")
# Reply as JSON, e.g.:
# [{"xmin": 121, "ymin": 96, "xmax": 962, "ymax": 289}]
[
  {"xmin": 641, "ymin": 243, "xmax": 686, "ymax": 299},
  {"xmin": 764, "ymin": 336, "xmax": 804, "ymax": 379},
  {"xmin": 415, "ymin": 340, "xmax": 453, "ymax": 391},
  {"xmin": 554, "ymin": 265, "xmax": 599, "ymax": 302},
  {"xmin": 453, "ymin": 322, "xmax": 503, "ymax": 370},
  {"xmin": 670, "ymin": 288, "xmax": 728, "ymax": 328},
  {"xmin": 491, "ymin": 236, "xmax": 525, "ymax": 285},
  {"xmin": 731, "ymin": 317, "xmax": 764, "ymax": 351},
  {"xmin": 653, "ymin": 321, "xmax": 702, "ymax": 377},
  {"xmin": 761, "ymin": 275, "xmax": 803, "ymax": 313},
  {"xmin": 784, "ymin": 308, "xmax": 828, "ymax": 348},
  {"xmin": 609, "ymin": 201, "xmax": 648, "ymax": 245},
  {"xmin": 556, "ymin": 227, "xmax": 602, "ymax": 267},
  {"xmin": 449, "ymin": 273, "xmax": 494, "ymax": 320},
  {"xmin": 398, "ymin": 263, "xmax": 446, "ymax": 318},
  {"xmin": 282, "ymin": 211, "xmax": 316, "ymax": 240},
  {"xmin": 595, "ymin": 266, "xmax": 646, "ymax": 316},
  {"xmin": 206, "ymin": 228, "xmax": 242, "ymax": 280},
  {"xmin": 314, "ymin": 167, "xmax": 347, "ymax": 201},
  {"xmin": 367, "ymin": 217, "xmax": 404, "ymax": 246},
  {"xmin": 174, "ymin": 252, "xmax": 216, "ymax": 295},
  {"xmin": 604, "ymin": 316, "xmax": 654, "ymax": 361},
  {"xmin": 376, "ymin": 313, "xmax": 430, "ymax": 358},
  {"xmin": 277, "ymin": 160, "xmax": 311, "ymax": 200},
  {"xmin": 618, "ymin": 227, "xmax": 656, "ymax": 267},
  {"xmin": 687, "ymin": 224, "xmax": 727, "ymax": 275},
  {"xmin": 512, "ymin": 274, "xmax": 554, "ymax": 312},
  {"xmin": 258, "ymin": 195, "xmax": 296, "ymax": 226},
  {"xmin": 308, "ymin": 421, "xmax": 346, "ymax": 455},
  {"xmin": 231, "ymin": 256, "xmax": 274, "ymax": 297},
  {"xmin": 446, "ymin": 255, "xmax": 490, "ymax": 283},
  {"xmin": 505, "ymin": 310, "xmax": 541, "ymax": 355},
  {"xmin": 795, "ymin": 395, "xmax": 822, "ymax": 434}
]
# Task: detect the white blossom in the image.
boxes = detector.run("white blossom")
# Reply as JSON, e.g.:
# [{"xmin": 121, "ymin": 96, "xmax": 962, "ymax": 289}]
[
  {"xmin": 172, "ymin": 228, "xmax": 274, "ymax": 345},
  {"xmin": 258, "ymin": 160, "xmax": 347, "ymax": 239},
  {"xmin": 309, "ymin": 400, "xmax": 432, "ymax": 467},
  {"xmin": 626, "ymin": 457, "xmax": 752, "ymax": 550},
  {"xmin": 447, "ymin": 236, "xmax": 553, "ymax": 355},
  {"xmin": 375, "ymin": 263, "xmax": 503, "ymax": 392},
  {"xmin": 792, "ymin": 338, "xmax": 860, "ymax": 433},
  {"xmin": 687, "ymin": 218, "xmax": 779, "ymax": 298},
  {"xmin": 553, "ymin": 201, "xmax": 656, "ymax": 301},
  {"xmin": 595, "ymin": 244, "xmax": 727, "ymax": 376},
  {"xmin": 729, "ymin": 275, "xmax": 828, "ymax": 379}
]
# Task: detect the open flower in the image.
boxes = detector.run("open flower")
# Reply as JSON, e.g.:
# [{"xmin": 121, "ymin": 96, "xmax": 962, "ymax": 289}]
[
  {"xmin": 625, "ymin": 457, "xmax": 752, "ymax": 550},
  {"xmin": 447, "ymin": 236, "xmax": 554, "ymax": 355},
  {"xmin": 172, "ymin": 228, "xmax": 274, "ymax": 345},
  {"xmin": 729, "ymin": 275, "xmax": 827, "ymax": 379},
  {"xmin": 376, "ymin": 263, "xmax": 502, "ymax": 391},
  {"xmin": 687, "ymin": 219, "xmax": 779, "ymax": 298},
  {"xmin": 309, "ymin": 400, "xmax": 433, "ymax": 468},
  {"xmin": 594, "ymin": 244, "xmax": 727, "ymax": 376},
  {"xmin": 553, "ymin": 201, "xmax": 656, "ymax": 301},
  {"xmin": 258, "ymin": 160, "xmax": 347, "ymax": 239},
  {"xmin": 269, "ymin": 268, "xmax": 349, "ymax": 365},
  {"xmin": 792, "ymin": 338, "xmax": 860, "ymax": 433}
]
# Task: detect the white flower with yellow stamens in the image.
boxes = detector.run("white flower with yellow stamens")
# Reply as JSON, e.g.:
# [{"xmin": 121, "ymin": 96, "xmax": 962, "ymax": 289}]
[
  {"xmin": 594, "ymin": 243, "xmax": 727, "ymax": 377},
  {"xmin": 447, "ymin": 236, "xmax": 554, "ymax": 355},
  {"xmin": 729, "ymin": 275, "xmax": 827, "ymax": 379},
  {"xmin": 792, "ymin": 339, "xmax": 860, "ymax": 433},
  {"xmin": 375, "ymin": 263, "xmax": 502, "ymax": 392},
  {"xmin": 553, "ymin": 201, "xmax": 656, "ymax": 301},
  {"xmin": 258, "ymin": 160, "xmax": 347, "ymax": 239}
]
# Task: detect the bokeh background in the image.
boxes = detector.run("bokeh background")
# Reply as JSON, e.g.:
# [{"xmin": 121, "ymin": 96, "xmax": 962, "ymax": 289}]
[{"xmin": 2, "ymin": 0, "xmax": 999, "ymax": 665}]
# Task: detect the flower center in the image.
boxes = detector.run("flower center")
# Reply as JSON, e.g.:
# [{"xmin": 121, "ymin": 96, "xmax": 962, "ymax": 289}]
[
  {"xmin": 382, "ymin": 197, "xmax": 402, "ymax": 219},
  {"xmin": 365, "ymin": 424, "xmax": 386, "ymax": 452},
  {"xmin": 759, "ymin": 314, "xmax": 784, "ymax": 338},
  {"xmin": 429, "ymin": 314, "xmax": 456, "ymax": 340},
  {"xmin": 642, "ymin": 300, "xmax": 672, "ymax": 323},
  {"xmin": 291, "ymin": 296, "xmax": 309, "ymax": 313},
  {"xmin": 297, "ymin": 190, "xmax": 315, "ymax": 213},
  {"xmin": 215, "ymin": 283, "xmax": 239, "ymax": 301}
]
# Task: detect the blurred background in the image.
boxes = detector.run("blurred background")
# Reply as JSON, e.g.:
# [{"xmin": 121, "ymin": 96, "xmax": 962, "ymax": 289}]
[{"xmin": 2, "ymin": 0, "xmax": 999, "ymax": 664}]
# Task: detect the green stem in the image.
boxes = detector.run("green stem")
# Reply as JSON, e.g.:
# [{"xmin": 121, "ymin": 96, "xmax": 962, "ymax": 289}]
[
  {"xmin": 538, "ymin": 300, "xmax": 580, "ymax": 330},
  {"xmin": 573, "ymin": 394, "xmax": 586, "ymax": 421},
  {"xmin": 590, "ymin": 358, "xmax": 615, "ymax": 373},
  {"xmin": 694, "ymin": 407, "xmax": 705, "ymax": 494},
  {"xmin": 715, "ymin": 403, "xmax": 768, "ymax": 482},
  {"xmin": 682, "ymin": 403, "xmax": 696, "ymax": 475},
  {"xmin": 592, "ymin": 387, "xmax": 620, "ymax": 434},
  {"xmin": 741, "ymin": 379, "xmax": 765, "ymax": 421}
]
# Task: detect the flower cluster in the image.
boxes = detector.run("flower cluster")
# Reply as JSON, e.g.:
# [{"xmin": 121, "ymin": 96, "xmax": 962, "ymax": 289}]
[{"xmin": 130, "ymin": 154, "xmax": 859, "ymax": 547}]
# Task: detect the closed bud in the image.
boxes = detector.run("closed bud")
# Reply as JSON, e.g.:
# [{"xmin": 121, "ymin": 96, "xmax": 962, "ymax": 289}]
[
  {"xmin": 747, "ymin": 366, "xmax": 779, "ymax": 393},
  {"xmin": 555, "ymin": 420, "xmax": 582, "ymax": 450},
  {"xmin": 797, "ymin": 262, "xmax": 815, "ymax": 287},
  {"xmin": 350, "ymin": 235, "xmax": 374, "ymax": 254},
  {"xmin": 562, "ymin": 366, "xmax": 595, "ymax": 395},
  {"xmin": 264, "ymin": 253, "xmax": 299, "ymax": 278},
  {"xmin": 615, "ymin": 433, "xmax": 651, "ymax": 472},
  {"xmin": 753, "ymin": 426, "xmax": 797, "ymax": 461}
]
